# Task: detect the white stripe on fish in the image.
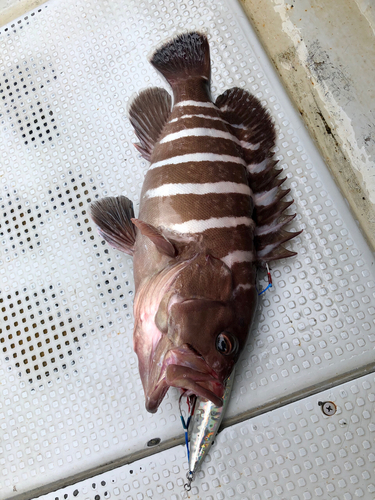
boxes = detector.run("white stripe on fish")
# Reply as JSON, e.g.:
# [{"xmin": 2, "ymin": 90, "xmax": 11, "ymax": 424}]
[
  {"xmin": 168, "ymin": 216, "xmax": 253, "ymax": 234},
  {"xmin": 175, "ymin": 100, "xmax": 216, "ymax": 108},
  {"xmin": 221, "ymin": 250, "xmax": 254, "ymax": 268},
  {"xmin": 149, "ymin": 153, "xmax": 247, "ymax": 170},
  {"xmin": 247, "ymin": 158, "xmax": 269, "ymax": 174},
  {"xmin": 230, "ymin": 123, "xmax": 249, "ymax": 130},
  {"xmin": 167, "ymin": 118, "xmax": 260, "ymax": 151},
  {"xmin": 168, "ymin": 114, "xmax": 226, "ymax": 124},
  {"xmin": 160, "ymin": 127, "xmax": 261, "ymax": 151},
  {"xmin": 160, "ymin": 127, "xmax": 238, "ymax": 144},
  {"xmin": 257, "ymin": 242, "xmax": 279, "ymax": 259},
  {"xmin": 241, "ymin": 141, "xmax": 260, "ymax": 151},
  {"xmin": 255, "ymin": 219, "xmax": 286, "ymax": 236},
  {"xmin": 233, "ymin": 283, "xmax": 255, "ymax": 294},
  {"xmin": 144, "ymin": 181, "xmax": 252, "ymax": 199}
]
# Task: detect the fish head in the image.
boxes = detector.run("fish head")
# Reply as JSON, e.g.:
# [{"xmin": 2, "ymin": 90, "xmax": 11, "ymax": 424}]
[{"xmin": 134, "ymin": 253, "xmax": 257, "ymax": 413}]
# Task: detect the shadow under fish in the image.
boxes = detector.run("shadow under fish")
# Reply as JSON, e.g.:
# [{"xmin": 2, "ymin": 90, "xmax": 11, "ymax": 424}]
[{"xmin": 91, "ymin": 31, "xmax": 300, "ymax": 481}]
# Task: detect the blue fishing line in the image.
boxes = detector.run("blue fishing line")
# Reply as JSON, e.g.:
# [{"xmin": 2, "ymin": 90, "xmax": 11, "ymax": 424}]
[
  {"xmin": 180, "ymin": 396, "xmax": 197, "ymax": 476},
  {"xmin": 258, "ymin": 283, "xmax": 272, "ymax": 295},
  {"xmin": 257, "ymin": 263, "xmax": 272, "ymax": 296},
  {"xmin": 185, "ymin": 430, "xmax": 190, "ymax": 463},
  {"xmin": 180, "ymin": 414, "xmax": 191, "ymax": 464}
]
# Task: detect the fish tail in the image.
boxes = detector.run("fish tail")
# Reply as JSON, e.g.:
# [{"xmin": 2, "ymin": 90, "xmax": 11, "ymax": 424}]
[{"xmin": 150, "ymin": 31, "xmax": 210, "ymax": 87}]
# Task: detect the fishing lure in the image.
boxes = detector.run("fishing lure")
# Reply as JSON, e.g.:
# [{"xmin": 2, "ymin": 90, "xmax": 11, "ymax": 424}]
[{"xmin": 183, "ymin": 370, "xmax": 235, "ymax": 491}]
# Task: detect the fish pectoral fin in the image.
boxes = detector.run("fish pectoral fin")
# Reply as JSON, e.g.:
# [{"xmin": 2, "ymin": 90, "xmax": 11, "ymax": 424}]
[
  {"xmin": 215, "ymin": 87, "xmax": 275, "ymax": 163},
  {"xmin": 129, "ymin": 87, "xmax": 172, "ymax": 161},
  {"xmin": 134, "ymin": 143, "xmax": 152, "ymax": 162},
  {"xmin": 90, "ymin": 196, "xmax": 136, "ymax": 255},
  {"xmin": 131, "ymin": 218, "xmax": 176, "ymax": 258}
]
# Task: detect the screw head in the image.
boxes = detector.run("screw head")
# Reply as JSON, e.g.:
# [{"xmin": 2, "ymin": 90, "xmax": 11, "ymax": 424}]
[{"xmin": 318, "ymin": 401, "xmax": 337, "ymax": 416}]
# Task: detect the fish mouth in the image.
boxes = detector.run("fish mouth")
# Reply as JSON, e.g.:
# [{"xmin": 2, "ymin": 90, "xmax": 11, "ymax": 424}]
[{"xmin": 145, "ymin": 343, "xmax": 224, "ymax": 413}]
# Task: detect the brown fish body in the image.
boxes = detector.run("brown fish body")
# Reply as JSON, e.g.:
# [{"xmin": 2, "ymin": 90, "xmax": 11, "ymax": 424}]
[{"xmin": 91, "ymin": 32, "xmax": 299, "ymax": 413}]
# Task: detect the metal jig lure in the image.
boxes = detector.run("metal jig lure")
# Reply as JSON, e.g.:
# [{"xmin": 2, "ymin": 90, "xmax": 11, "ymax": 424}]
[{"xmin": 181, "ymin": 369, "xmax": 235, "ymax": 491}]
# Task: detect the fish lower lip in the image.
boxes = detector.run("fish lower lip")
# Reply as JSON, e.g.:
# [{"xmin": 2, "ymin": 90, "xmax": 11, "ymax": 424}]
[
  {"xmin": 145, "ymin": 383, "xmax": 169, "ymax": 413},
  {"xmin": 146, "ymin": 343, "xmax": 224, "ymax": 411},
  {"xmin": 165, "ymin": 363, "xmax": 224, "ymax": 407},
  {"xmin": 163, "ymin": 343, "xmax": 224, "ymax": 405}
]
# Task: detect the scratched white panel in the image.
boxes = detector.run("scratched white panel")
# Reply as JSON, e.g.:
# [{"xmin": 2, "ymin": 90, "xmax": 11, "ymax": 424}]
[
  {"xmin": 0, "ymin": 0, "xmax": 374, "ymax": 498},
  {"xmin": 34, "ymin": 373, "xmax": 375, "ymax": 500}
]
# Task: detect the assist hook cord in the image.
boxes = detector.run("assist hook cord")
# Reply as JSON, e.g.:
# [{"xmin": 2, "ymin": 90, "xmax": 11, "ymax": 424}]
[
  {"xmin": 179, "ymin": 392, "xmax": 196, "ymax": 492},
  {"xmin": 257, "ymin": 262, "xmax": 272, "ymax": 296}
]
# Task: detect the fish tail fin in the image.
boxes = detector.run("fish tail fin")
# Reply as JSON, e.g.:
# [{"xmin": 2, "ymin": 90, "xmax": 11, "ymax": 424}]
[{"xmin": 150, "ymin": 31, "xmax": 210, "ymax": 86}]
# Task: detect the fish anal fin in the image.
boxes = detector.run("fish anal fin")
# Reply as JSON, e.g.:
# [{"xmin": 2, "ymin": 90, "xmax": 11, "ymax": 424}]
[
  {"xmin": 90, "ymin": 196, "xmax": 136, "ymax": 255},
  {"xmin": 215, "ymin": 87, "xmax": 276, "ymax": 162},
  {"xmin": 129, "ymin": 87, "xmax": 172, "ymax": 161},
  {"xmin": 131, "ymin": 218, "xmax": 176, "ymax": 258}
]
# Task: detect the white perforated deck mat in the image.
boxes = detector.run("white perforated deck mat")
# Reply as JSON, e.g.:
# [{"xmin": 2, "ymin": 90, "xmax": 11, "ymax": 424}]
[
  {"xmin": 34, "ymin": 372, "xmax": 375, "ymax": 500},
  {"xmin": 0, "ymin": 0, "xmax": 374, "ymax": 499}
]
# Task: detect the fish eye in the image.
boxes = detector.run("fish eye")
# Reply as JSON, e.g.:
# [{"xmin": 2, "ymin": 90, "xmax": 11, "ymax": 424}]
[{"xmin": 216, "ymin": 332, "xmax": 237, "ymax": 356}]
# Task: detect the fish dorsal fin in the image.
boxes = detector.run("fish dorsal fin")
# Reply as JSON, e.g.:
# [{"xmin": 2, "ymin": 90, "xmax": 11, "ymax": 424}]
[
  {"xmin": 131, "ymin": 218, "xmax": 176, "ymax": 258},
  {"xmin": 215, "ymin": 87, "xmax": 275, "ymax": 163},
  {"xmin": 216, "ymin": 88, "xmax": 301, "ymax": 265},
  {"xmin": 129, "ymin": 87, "xmax": 172, "ymax": 161},
  {"xmin": 90, "ymin": 196, "xmax": 136, "ymax": 255},
  {"xmin": 252, "ymin": 178, "xmax": 301, "ymax": 265}
]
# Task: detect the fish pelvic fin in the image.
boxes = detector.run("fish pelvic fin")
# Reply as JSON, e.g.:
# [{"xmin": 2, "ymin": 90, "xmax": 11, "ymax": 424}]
[
  {"xmin": 216, "ymin": 88, "xmax": 301, "ymax": 266},
  {"xmin": 150, "ymin": 31, "xmax": 210, "ymax": 86},
  {"xmin": 131, "ymin": 218, "xmax": 176, "ymax": 258},
  {"xmin": 90, "ymin": 196, "xmax": 136, "ymax": 255},
  {"xmin": 129, "ymin": 87, "xmax": 172, "ymax": 161}
]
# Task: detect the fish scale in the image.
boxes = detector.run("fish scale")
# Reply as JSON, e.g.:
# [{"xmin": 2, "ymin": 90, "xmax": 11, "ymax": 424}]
[
  {"xmin": 139, "ymin": 99, "xmax": 256, "ymax": 268},
  {"xmin": 90, "ymin": 31, "xmax": 299, "ymax": 417},
  {"xmin": 143, "ymin": 159, "xmax": 248, "ymax": 190}
]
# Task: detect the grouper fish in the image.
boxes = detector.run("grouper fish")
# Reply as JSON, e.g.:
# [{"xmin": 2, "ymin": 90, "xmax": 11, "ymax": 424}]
[{"xmin": 91, "ymin": 32, "xmax": 299, "ymax": 414}]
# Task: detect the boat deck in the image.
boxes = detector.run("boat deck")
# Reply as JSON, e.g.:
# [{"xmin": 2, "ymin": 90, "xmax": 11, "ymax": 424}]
[{"xmin": 0, "ymin": 1, "xmax": 374, "ymax": 499}]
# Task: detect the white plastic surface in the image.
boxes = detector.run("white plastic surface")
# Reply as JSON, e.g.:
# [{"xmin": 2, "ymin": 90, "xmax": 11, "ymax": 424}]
[
  {"xmin": 34, "ymin": 372, "xmax": 375, "ymax": 500},
  {"xmin": 0, "ymin": 0, "xmax": 374, "ymax": 498}
]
